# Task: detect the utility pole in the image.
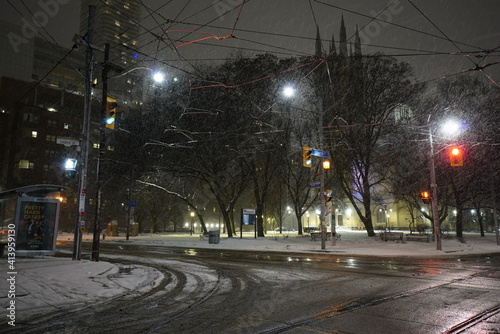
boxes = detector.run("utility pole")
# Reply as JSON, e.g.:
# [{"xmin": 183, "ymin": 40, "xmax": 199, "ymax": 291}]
[
  {"xmin": 429, "ymin": 126, "xmax": 442, "ymax": 251},
  {"xmin": 318, "ymin": 96, "xmax": 326, "ymax": 250},
  {"xmin": 490, "ymin": 161, "xmax": 500, "ymax": 246},
  {"xmin": 91, "ymin": 43, "xmax": 110, "ymax": 262},
  {"xmin": 330, "ymin": 205, "xmax": 336, "ymax": 246},
  {"xmin": 126, "ymin": 166, "xmax": 135, "ymax": 241},
  {"xmin": 73, "ymin": 5, "xmax": 95, "ymax": 260}
]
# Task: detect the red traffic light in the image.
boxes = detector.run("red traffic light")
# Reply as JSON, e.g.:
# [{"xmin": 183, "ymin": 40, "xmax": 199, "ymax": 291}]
[{"xmin": 449, "ymin": 146, "xmax": 464, "ymax": 167}]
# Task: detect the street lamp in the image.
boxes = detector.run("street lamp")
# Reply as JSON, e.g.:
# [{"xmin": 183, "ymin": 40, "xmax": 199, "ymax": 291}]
[
  {"xmin": 152, "ymin": 71, "xmax": 165, "ymax": 83},
  {"xmin": 282, "ymin": 85, "xmax": 295, "ymax": 98},
  {"xmin": 441, "ymin": 119, "xmax": 461, "ymax": 135},
  {"xmin": 64, "ymin": 158, "xmax": 77, "ymax": 180},
  {"xmin": 428, "ymin": 118, "xmax": 462, "ymax": 251},
  {"xmin": 190, "ymin": 211, "xmax": 195, "ymax": 236}
]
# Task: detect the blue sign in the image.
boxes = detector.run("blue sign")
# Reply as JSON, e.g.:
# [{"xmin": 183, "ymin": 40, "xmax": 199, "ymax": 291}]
[
  {"xmin": 309, "ymin": 182, "xmax": 321, "ymax": 188},
  {"xmin": 311, "ymin": 149, "xmax": 330, "ymax": 158},
  {"xmin": 128, "ymin": 201, "xmax": 137, "ymax": 207},
  {"xmin": 242, "ymin": 208, "xmax": 256, "ymax": 225}
]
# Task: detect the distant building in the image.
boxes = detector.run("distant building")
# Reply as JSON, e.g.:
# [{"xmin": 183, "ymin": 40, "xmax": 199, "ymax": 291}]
[
  {"xmin": 0, "ymin": 0, "xmax": 146, "ymax": 230},
  {"xmin": 79, "ymin": 0, "xmax": 147, "ymax": 108},
  {"xmin": 79, "ymin": 0, "xmax": 142, "ymax": 68},
  {"xmin": 0, "ymin": 76, "xmax": 101, "ymax": 230}
]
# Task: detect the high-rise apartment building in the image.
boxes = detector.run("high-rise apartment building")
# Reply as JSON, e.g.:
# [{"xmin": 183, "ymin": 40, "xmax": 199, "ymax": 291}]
[
  {"xmin": 79, "ymin": 0, "xmax": 146, "ymax": 108},
  {"xmin": 79, "ymin": 0, "xmax": 142, "ymax": 67}
]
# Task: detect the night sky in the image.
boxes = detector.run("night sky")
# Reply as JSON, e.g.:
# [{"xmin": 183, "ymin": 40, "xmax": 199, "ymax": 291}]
[{"xmin": 3, "ymin": 0, "xmax": 500, "ymax": 85}]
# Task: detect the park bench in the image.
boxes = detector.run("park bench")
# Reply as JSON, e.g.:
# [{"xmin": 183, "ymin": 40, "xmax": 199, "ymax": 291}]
[
  {"xmin": 405, "ymin": 234, "xmax": 430, "ymax": 243},
  {"xmin": 199, "ymin": 232, "xmax": 209, "ymax": 240},
  {"xmin": 310, "ymin": 232, "xmax": 341, "ymax": 241},
  {"xmin": 381, "ymin": 231, "xmax": 405, "ymax": 243}
]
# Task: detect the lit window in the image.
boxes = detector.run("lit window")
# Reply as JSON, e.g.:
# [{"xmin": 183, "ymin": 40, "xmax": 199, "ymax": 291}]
[
  {"xmin": 115, "ymin": 20, "xmax": 121, "ymax": 27},
  {"xmin": 64, "ymin": 123, "xmax": 69, "ymax": 129},
  {"xmin": 32, "ymin": 131, "xmax": 38, "ymax": 138},
  {"xmin": 19, "ymin": 160, "xmax": 30, "ymax": 169}
]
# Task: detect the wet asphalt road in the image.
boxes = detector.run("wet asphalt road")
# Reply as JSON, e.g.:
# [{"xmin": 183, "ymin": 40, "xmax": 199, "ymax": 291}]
[{"xmin": 10, "ymin": 242, "xmax": 500, "ymax": 333}]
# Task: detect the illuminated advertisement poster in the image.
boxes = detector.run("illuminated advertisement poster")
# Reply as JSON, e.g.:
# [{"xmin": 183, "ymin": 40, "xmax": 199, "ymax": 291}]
[
  {"xmin": 15, "ymin": 197, "xmax": 60, "ymax": 256},
  {"xmin": 242, "ymin": 208, "xmax": 256, "ymax": 225}
]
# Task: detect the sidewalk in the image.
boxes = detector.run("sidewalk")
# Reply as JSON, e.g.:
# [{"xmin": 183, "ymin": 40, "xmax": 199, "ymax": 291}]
[
  {"xmin": 79, "ymin": 228, "xmax": 500, "ymax": 258},
  {"xmin": 2, "ymin": 229, "xmax": 499, "ymax": 324}
]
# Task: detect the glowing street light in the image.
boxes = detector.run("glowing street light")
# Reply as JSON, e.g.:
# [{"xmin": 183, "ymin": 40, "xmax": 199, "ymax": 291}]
[
  {"xmin": 152, "ymin": 71, "xmax": 165, "ymax": 83},
  {"xmin": 64, "ymin": 158, "xmax": 77, "ymax": 170},
  {"xmin": 441, "ymin": 119, "xmax": 461, "ymax": 136},
  {"xmin": 283, "ymin": 86, "xmax": 295, "ymax": 98}
]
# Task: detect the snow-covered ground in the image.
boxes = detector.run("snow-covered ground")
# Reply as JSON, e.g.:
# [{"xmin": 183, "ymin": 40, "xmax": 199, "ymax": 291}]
[
  {"xmin": 84, "ymin": 228, "xmax": 500, "ymax": 258},
  {"xmin": 1, "ymin": 229, "xmax": 499, "ymax": 326}
]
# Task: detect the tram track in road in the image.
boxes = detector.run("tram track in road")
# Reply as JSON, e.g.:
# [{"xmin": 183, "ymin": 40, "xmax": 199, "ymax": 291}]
[
  {"xmin": 443, "ymin": 304, "xmax": 500, "ymax": 333},
  {"xmin": 8, "ymin": 243, "xmax": 500, "ymax": 333},
  {"xmin": 10, "ymin": 260, "xmax": 173, "ymax": 333},
  {"xmin": 254, "ymin": 278, "xmax": 492, "ymax": 334},
  {"xmin": 9, "ymin": 252, "xmax": 269, "ymax": 334}
]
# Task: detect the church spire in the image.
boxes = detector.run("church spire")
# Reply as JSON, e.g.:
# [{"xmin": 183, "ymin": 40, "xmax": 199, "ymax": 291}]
[
  {"xmin": 354, "ymin": 25, "xmax": 362, "ymax": 57},
  {"xmin": 329, "ymin": 33, "xmax": 337, "ymax": 55},
  {"xmin": 339, "ymin": 14, "xmax": 348, "ymax": 57},
  {"xmin": 315, "ymin": 25, "xmax": 323, "ymax": 57}
]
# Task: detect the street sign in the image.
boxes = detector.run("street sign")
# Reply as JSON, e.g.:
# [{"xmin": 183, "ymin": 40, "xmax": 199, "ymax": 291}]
[
  {"xmin": 309, "ymin": 181, "xmax": 321, "ymax": 188},
  {"xmin": 56, "ymin": 137, "xmax": 79, "ymax": 146},
  {"xmin": 128, "ymin": 200, "xmax": 137, "ymax": 207},
  {"xmin": 310, "ymin": 149, "xmax": 330, "ymax": 158}
]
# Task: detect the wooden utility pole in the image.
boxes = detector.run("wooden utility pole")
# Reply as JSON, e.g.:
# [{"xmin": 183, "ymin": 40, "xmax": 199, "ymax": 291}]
[
  {"xmin": 92, "ymin": 43, "xmax": 110, "ymax": 262},
  {"xmin": 73, "ymin": 5, "xmax": 95, "ymax": 260}
]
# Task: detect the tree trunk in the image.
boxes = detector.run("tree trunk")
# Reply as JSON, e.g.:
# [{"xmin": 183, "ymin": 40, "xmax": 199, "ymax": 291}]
[
  {"xmin": 256, "ymin": 204, "xmax": 265, "ymax": 237},
  {"xmin": 296, "ymin": 211, "xmax": 304, "ymax": 235},
  {"xmin": 362, "ymin": 204, "xmax": 376, "ymax": 237},
  {"xmin": 221, "ymin": 209, "xmax": 233, "ymax": 237}
]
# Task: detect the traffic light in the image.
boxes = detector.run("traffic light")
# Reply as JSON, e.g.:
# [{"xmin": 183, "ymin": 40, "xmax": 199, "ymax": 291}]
[
  {"xmin": 324, "ymin": 189, "xmax": 332, "ymax": 202},
  {"xmin": 64, "ymin": 158, "xmax": 77, "ymax": 180},
  {"xmin": 449, "ymin": 146, "xmax": 464, "ymax": 167},
  {"xmin": 323, "ymin": 159, "xmax": 331, "ymax": 170},
  {"xmin": 421, "ymin": 191, "xmax": 431, "ymax": 204},
  {"xmin": 105, "ymin": 97, "xmax": 117, "ymax": 130},
  {"xmin": 302, "ymin": 146, "xmax": 312, "ymax": 168}
]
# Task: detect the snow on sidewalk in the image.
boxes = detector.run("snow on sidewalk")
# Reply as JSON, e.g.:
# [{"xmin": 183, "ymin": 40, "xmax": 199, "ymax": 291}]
[
  {"xmin": 0, "ymin": 257, "xmax": 164, "ymax": 324},
  {"xmin": 1, "ymin": 230, "xmax": 498, "ymax": 324}
]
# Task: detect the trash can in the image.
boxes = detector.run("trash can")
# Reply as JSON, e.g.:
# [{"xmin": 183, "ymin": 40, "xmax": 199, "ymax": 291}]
[
  {"xmin": 130, "ymin": 222, "xmax": 139, "ymax": 237},
  {"xmin": 208, "ymin": 228, "xmax": 220, "ymax": 244},
  {"xmin": 107, "ymin": 220, "xmax": 118, "ymax": 236}
]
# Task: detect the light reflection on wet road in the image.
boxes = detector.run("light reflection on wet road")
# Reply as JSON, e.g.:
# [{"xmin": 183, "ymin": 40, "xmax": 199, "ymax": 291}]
[{"xmin": 15, "ymin": 241, "xmax": 500, "ymax": 334}]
